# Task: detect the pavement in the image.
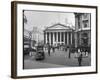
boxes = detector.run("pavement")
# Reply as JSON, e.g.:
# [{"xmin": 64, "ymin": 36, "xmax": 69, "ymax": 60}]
[{"xmin": 24, "ymin": 49, "xmax": 91, "ymax": 69}]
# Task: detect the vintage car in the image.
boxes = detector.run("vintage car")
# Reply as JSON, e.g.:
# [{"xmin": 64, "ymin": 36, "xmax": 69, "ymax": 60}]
[{"xmin": 35, "ymin": 45, "xmax": 45, "ymax": 60}]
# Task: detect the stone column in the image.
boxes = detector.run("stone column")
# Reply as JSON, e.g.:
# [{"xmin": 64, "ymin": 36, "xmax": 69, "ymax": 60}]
[
  {"xmin": 60, "ymin": 32, "xmax": 61, "ymax": 44},
  {"xmin": 44, "ymin": 32, "xmax": 46, "ymax": 44},
  {"xmin": 56, "ymin": 32, "xmax": 58, "ymax": 44},
  {"xmin": 75, "ymin": 32, "xmax": 78, "ymax": 48},
  {"xmin": 49, "ymin": 32, "xmax": 51, "ymax": 45},
  {"xmin": 51, "ymin": 32, "xmax": 53, "ymax": 44},
  {"xmin": 67, "ymin": 32, "xmax": 69, "ymax": 45},
  {"xmin": 46, "ymin": 32, "xmax": 48, "ymax": 44},
  {"xmin": 63, "ymin": 32, "xmax": 65, "ymax": 45},
  {"xmin": 53, "ymin": 32, "xmax": 55, "ymax": 45},
  {"xmin": 44, "ymin": 32, "xmax": 47, "ymax": 44}
]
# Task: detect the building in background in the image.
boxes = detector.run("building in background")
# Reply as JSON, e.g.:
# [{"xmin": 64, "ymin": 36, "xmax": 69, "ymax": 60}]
[
  {"xmin": 44, "ymin": 23, "xmax": 75, "ymax": 46},
  {"xmin": 74, "ymin": 13, "xmax": 91, "ymax": 48}
]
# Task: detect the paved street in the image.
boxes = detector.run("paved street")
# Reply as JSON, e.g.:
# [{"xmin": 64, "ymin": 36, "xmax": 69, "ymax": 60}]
[{"xmin": 24, "ymin": 49, "xmax": 91, "ymax": 69}]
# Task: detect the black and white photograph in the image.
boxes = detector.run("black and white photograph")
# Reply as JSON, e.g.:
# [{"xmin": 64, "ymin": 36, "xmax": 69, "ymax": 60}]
[
  {"xmin": 11, "ymin": 1, "xmax": 97, "ymax": 78},
  {"xmin": 23, "ymin": 10, "xmax": 91, "ymax": 69}
]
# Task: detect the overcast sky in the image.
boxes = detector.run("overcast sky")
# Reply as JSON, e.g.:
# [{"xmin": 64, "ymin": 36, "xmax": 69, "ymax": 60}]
[
  {"xmin": 24, "ymin": 10, "xmax": 75, "ymax": 31},
  {"xmin": 24, "ymin": 10, "xmax": 75, "ymax": 41}
]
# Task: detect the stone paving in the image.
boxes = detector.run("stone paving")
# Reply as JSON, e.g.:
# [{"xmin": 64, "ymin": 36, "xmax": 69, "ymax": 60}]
[{"xmin": 24, "ymin": 49, "xmax": 91, "ymax": 69}]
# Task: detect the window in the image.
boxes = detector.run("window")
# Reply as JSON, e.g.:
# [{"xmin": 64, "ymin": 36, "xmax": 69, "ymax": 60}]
[
  {"xmin": 83, "ymin": 20, "xmax": 88, "ymax": 28},
  {"xmin": 84, "ymin": 23, "xmax": 88, "ymax": 28},
  {"xmin": 78, "ymin": 16, "xmax": 81, "ymax": 29},
  {"xmin": 83, "ymin": 13, "xmax": 88, "ymax": 19}
]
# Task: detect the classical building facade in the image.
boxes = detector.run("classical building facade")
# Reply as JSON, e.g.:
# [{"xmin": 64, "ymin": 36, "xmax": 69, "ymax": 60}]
[
  {"xmin": 44, "ymin": 23, "xmax": 74, "ymax": 46},
  {"xmin": 74, "ymin": 13, "xmax": 91, "ymax": 47}
]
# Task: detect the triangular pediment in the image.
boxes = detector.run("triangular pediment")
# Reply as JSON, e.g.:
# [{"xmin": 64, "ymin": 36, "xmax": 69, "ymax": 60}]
[{"xmin": 45, "ymin": 23, "xmax": 71, "ymax": 31}]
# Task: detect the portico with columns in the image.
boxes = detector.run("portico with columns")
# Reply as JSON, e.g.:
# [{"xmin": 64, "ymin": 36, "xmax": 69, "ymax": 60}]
[{"xmin": 44, "ymin": 23, "xmax": 74, "ymax": 46}]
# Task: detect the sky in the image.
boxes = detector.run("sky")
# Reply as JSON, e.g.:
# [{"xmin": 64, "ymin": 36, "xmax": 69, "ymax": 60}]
[
  {"xmin": 24, "ymin": 10, "xmax": 75, "ymax": 41},
  {"xmin": 24, "ymin": 10, "xmax": 75, "ymax": 31}
]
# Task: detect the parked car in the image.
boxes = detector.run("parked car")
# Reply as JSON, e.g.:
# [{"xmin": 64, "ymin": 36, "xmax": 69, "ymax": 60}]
[{"xmin": 35, "ymin": 45, "xmax": 45, "ymax": 60}]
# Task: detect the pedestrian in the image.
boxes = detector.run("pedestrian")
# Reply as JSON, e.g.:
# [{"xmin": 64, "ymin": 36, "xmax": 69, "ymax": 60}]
[
  {"xmin": 52, "ymin": 46, "xmax": 55, "ymax": 53},
  {"xmin": 65, "ymin": 45, "xmax": 67, "ymax": 51},
  {"xmin": 68, "ymin": 45, "xmax": 71, "ymax": 58},
  {"xmin": 78, "ymin": 53, "xmax": 83, "ymax": 66},
  {"xmin": 48, "ymin": 45, "xmax": 51, "ymax": 56}
]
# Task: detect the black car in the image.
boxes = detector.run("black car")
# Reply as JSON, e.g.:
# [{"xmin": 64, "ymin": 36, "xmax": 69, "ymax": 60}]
[{"xmin": 35, "ymin": 45, "xmax": 45, "ymax": 60}]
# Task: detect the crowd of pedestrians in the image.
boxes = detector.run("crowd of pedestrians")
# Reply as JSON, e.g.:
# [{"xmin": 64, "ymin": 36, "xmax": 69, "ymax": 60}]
[{"xmin": 44, "ymin": 43, "xmax": 89, "ymax": 66}]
